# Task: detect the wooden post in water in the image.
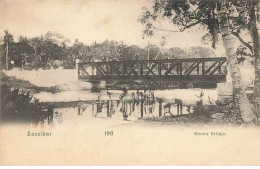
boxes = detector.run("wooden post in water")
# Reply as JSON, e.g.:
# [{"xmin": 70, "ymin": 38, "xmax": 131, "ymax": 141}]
[
  {"xmin": 107, "ymin": 100, "xmax": 110, "ymax": 117},
  {"xmin": 177, "ymin": 103, "xmax": 180, "ymax": 116},
  {"xmin": 180, "ymin": 100, "xmax": 183, "ymax": 115},
  {"xmin": 78, "ymin": 107, "xmax": 81, "ymax": 115},
  {"xmin": 76, "ymin": 59, "xmax": 80, "ymax": 80},
  {"xmin": 159, "ymin": 101, "xmax": 162, "ymax": 117},
  {"xmin": 140, "ymin": 100, "xmax": 144, "ymax": 119},
  {"xmin": 96, "ymin": 102, "xmax": 99, "ymax": 117},
  {"xmin": 48, "ymin": 107, "xmax": 53, "ymax": 124},
  {"xmin": 197, "ymin": 63, "xmax": 200, "ymax": 74},
  {"xmin": 175, "ymin": 99, "xmax": 183, "ymax": 116},
  {"xmin": 92, "ymin": 102, "xmax": 94, "ymax": 116},
  {"xmin": 129, "ymin": 102, "xmax": 132, "ymax": 115}
]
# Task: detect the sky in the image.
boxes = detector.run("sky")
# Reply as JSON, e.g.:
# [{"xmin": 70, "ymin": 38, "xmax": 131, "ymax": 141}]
[{"xmin": 0, "ymin": 0, "xmax": 226, "ymax": 54}]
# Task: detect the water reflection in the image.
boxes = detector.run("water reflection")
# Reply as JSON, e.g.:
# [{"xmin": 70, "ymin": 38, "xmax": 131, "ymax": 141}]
[
  {"xmin": 72, "ymin": 89, "xmax": 194, "ymax": 121},
  {"xmin": 1, "ymin": 85, "xmax": 55, "ymax": 127},
  {"xmin": 2, "ymin": 86, "xmax": 198, "ymax": 127}
]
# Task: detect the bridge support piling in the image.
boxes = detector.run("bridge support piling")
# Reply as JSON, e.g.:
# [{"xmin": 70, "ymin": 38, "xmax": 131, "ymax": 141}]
[
  {"xmin": 100, "ymin": 81, "xmax": 106, "ymax": 89},
  {"xmin": 91, "ymin": 81, "xmax": 101, "ymax": 92}
]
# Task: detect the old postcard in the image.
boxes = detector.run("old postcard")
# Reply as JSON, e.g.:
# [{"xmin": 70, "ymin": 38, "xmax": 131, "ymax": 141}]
[{"xmin": 0, "ymin": 0, "xmax": 260, "ymax": 166}]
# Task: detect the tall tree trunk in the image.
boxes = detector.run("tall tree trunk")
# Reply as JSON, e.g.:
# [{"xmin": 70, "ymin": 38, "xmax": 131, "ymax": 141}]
[
  {"xmin": 217, "ymin": 0, "xmax": 256, "ymax": 123},
  {"xmin": 5, "ymin": 41, "xmax": 9, "ymax": 70},
  {"xmin": 248, "ymin": 0, "xmax": 260, "ymax": 122}
]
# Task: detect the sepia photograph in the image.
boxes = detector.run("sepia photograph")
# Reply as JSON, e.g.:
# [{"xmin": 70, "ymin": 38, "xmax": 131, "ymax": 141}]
[{"xmin": 0, "ymin": 0, "xmax": 260, "ymax": 166}]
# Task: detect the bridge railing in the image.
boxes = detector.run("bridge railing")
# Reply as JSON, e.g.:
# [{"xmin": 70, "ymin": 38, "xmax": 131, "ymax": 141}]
[{"xmin": 78, "ymin": 57, "xmax": 227, "ymax": 83}]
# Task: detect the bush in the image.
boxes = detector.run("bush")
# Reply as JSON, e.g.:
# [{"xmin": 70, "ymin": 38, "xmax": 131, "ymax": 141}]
[{"xmin": 1, "ymin": 84, "xmax": 54, "ymax": 125}]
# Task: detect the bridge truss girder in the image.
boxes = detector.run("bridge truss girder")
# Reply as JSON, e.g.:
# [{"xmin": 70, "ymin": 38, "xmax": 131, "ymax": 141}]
[{"xmin": 78, "ymin": 57, "xmax": 227, "ymax": 83}]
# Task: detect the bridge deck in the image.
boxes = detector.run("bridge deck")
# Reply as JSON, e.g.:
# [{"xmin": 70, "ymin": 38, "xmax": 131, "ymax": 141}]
[{"xmin": 78, "ymin": 57, "xmax": 227, "ymax": 83}]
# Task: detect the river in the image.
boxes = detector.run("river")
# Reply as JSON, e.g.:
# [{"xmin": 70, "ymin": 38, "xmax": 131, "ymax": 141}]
[{"xmin": 29, "ymin": 88, "xmax": 218, "ymax": 127}]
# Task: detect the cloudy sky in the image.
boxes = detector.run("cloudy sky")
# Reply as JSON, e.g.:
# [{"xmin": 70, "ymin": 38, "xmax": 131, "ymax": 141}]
[{"xmin": 1, "ymin": 0, "xmax": 226, "ymax": 54}]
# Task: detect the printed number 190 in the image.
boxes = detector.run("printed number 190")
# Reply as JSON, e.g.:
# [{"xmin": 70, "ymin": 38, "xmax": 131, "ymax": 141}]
[{"xmin": 105, "ymin": 131, "xmax": 113, "ymax": 136}]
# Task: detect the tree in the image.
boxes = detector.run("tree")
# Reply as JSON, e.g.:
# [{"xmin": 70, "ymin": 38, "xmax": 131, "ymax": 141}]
[
  {"xmin": 126, "ymin": 45, "xmax": 146, "ymax": 60},
  {"xmin": 86, "ymin": 40, "xmax": 120, "ymax": 62},
  {"xmin": 247, "ymin": 0, "xmax": 260, "ymax": 119},
  {"xmin": 117, "ymin": 42, "xmax": 129, "ymax": 60},
  {"xmin": 216, "ymin": 0, "xmax": 255, "ymax": 122},
  {"xmin": 3, "ymin": 30, "xmax": 13, "ymax": 70},
  {"xmin": 11, "ymin": 40, "xmax": 34, "ymax": 68},
  {"xmin": 27, "ymin": 35, "xmax": 68, "ymax": 68},
  {"xmin": 227, "ymin": 0, "xmax": 259, "ymax": 117},
  {"xmin": 67, "ymin": 39, "xmax": 90, "ymax": 68},
  {"xmin": 139, "ymin": 0, "xmax": 258, "ymax": 52},
  {"xmin": 145, "ymin": 44, "xmax": 161, "ymax": 60},
  {"xmin": 43, "ymin": 31, "xmax": 71, "ymax": 47},
  {"xmin": 168, "ymin": 47, "xmax": 188, "ymax": 58},
  {"xmin": 139, "ymin": 0, "xmax": 258, "ymax": 123},
  {"xmin": 118, "ymin": 42, "xmax": 145, "ymax": 61},
  {"xmin": 187, "ymin": 46, "xmax": 216, "ymax": 58}
]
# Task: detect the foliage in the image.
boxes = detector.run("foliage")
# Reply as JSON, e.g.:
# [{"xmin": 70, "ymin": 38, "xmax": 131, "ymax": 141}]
[
  {"xmin": 168, "ymin": 47, "xmax": 188, "ymax": 58},
  {"xmin": 215, "ymin": 99, "xmax": 243, "ymax": 124},
  {"xmin": 139, "ymin": 0, "xmax": 259, "ymax": 123},
  {"xmin": 139, "ymin": 0, "xmax": 259, "ymax": 56},
  {"xmin": 0, "ymin": 84, "xmax": 53, "ymax": 124},
  {"xmin": 0, "ymin": 30, "xmax": 218, "ymax": 70},
  {"xmin": 195, "ymin": 91, "xmax": 204, "ymax": 102}
]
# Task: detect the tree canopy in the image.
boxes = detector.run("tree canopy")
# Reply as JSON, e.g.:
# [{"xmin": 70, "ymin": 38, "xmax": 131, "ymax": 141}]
[
  {"xmin": 1, "ymin": 30, "xmax": 218, "ymax": 70},
  {"xmin": 139, "ymin": 0, "xmax": 259, "ymax": 53}
]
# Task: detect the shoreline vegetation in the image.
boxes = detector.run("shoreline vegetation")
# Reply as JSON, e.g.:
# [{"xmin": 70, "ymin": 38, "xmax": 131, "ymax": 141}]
[{"xmin": 1, "ymin": 70, "xmax": 258, "ymax": 126}]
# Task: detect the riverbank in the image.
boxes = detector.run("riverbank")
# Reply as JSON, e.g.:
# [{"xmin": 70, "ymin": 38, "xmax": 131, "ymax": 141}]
[{"xmin": 0, "ymin": 71, "xmax": 61, "ymax": 93}]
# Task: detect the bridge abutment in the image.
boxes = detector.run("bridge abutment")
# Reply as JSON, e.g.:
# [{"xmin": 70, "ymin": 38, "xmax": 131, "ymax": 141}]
[
  {"xmin": 91, "ymin": 81, "xmax": 101, "ymax": 92},
  {"xmin": 217, "ymin": 82, "xmax": 233, "ymax": 101}
]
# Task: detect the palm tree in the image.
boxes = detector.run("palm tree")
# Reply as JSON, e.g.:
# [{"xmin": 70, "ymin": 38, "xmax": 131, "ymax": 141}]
[{"xmin": 4, "ymin": 30, "xmax": 13, "ymax": 70}]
